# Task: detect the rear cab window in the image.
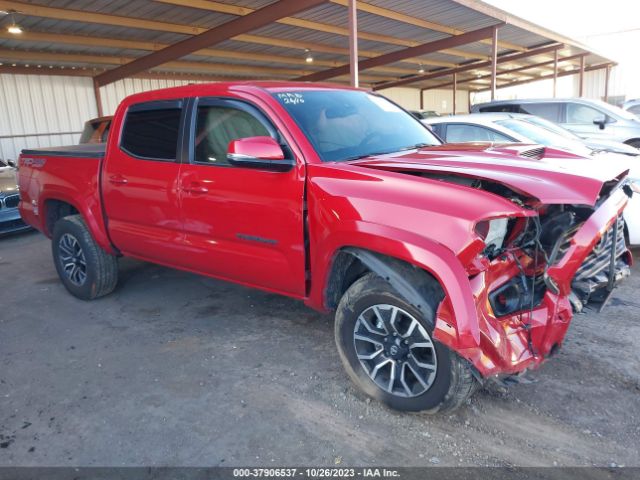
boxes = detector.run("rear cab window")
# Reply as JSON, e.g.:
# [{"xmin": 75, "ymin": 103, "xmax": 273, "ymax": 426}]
[{"xmin": 120, "ymin": 100, "xmax": 183, "ymax": 161}]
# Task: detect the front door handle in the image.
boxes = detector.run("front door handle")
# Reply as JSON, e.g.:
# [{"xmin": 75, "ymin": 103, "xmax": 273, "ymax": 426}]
[
  {"xmin": 108, "ymin": 174, "xmax": 128, "ymax": 185},
  {"xmin": 182, "ymin": 183, "xmax": 209, "ymax": 195}
]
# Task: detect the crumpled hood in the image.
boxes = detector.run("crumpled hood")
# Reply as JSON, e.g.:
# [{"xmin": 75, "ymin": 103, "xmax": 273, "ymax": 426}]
[
  {"xmin": 0, "ymin": 166, "xmax": 18, "ymax": 196},
  {"xmin": 349, "ymin": 143, "xmax": 628, "ymax": 206}
]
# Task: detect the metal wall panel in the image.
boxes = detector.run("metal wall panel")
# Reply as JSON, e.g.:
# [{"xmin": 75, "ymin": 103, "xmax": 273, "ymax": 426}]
[
  {"xmin": 422, "ymin": 88, "xmax": 469, "ymax": 114},
  {"xmin": 378, "ymin": 86, "xmax": 469, "ymax": 114},
  {"xmin": 0, "ymin": 74, "xmax": 211, "ymax": 162},
  {"xmin": 0, "ymin": 73, "xmax": 97, "ymax": 162},
  {"xmin": 378, "ymin": 87, "xmax": 421, "ymax": 110}
]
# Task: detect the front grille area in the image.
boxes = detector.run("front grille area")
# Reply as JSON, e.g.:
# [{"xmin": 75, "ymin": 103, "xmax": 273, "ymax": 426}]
[
  {"xmin": 552, "ymin": 222, "xmax": 583, "ymax": 264},
  {"xmin": 520, "ymin": 147, "xmax": 545, "ymax": 159},
  {"xmin": 0, "ymin": 194, "xmax": 20, "ymax": 210},
  {"xmin": 4, "ymin": 194, "xmax": 19, "ymax": 209},
  {"xmin": 0, "ymin": 217, "xmax": 28, "ymax": 234},
  {"xmin": 571, "ymin": 215, "xmax": 630, "ymax": 310}
]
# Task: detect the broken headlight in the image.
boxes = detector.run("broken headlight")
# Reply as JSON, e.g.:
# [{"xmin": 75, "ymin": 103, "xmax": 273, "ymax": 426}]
[{"xmin": 489, "ymin": 275, "xmax": 546, "ymax": 317}]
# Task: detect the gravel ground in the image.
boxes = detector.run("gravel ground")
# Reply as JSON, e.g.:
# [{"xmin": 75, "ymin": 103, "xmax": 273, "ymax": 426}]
[{"xmin": 0, "ymin": 231, "xmax": 639, "ymax": 467}]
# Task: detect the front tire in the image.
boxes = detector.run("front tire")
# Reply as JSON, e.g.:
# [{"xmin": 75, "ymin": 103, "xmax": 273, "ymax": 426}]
[
  {"xmin": 52, "ymin": 215, "xmax": 118, "ymax": 300},
  {"xmin": 335, "ymin": 273, "xmax": 477, "ymax": 412}
]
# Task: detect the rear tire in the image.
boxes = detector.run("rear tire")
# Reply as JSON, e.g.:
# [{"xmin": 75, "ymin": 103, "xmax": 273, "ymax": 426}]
[
  {"xmin": 334, "ymin": 273, "xmax": 478, "ymax": 412},
  {"xmin": 52, "ymin": 214, "xmax": 118, "ymax": 300}
]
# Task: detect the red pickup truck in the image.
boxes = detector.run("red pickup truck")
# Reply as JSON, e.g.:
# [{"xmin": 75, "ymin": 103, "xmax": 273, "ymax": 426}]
[{"xmin": 18, "ymin": 82, "xmax": 632, "ymax": 413}]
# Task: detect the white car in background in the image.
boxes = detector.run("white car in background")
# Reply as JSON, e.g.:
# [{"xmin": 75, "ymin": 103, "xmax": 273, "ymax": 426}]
[{"xmin": 423, "ymin": 113, "xmax": 640, "ymax": 245}]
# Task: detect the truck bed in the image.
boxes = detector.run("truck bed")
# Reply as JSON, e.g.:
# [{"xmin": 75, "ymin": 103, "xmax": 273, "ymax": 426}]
[
  {"xmin": 22, "ymin": 143, "xmax": 105, "ymax": 158},
  {"xmin": 18, "ymin": 143, "xmax": 109, "ymax": 248}
]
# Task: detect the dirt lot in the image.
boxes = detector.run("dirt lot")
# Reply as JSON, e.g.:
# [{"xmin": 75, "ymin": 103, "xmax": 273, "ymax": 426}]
[{"xmin": 1, "ymin": 231, "xmax": 639, "ymax": 467}]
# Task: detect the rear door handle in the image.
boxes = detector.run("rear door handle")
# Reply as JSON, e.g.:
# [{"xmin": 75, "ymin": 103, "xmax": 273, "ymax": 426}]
[
  {"xmin": 108, "ymin": 174, "xmax": 128, "ymax": 185},
  {"xmin": 182, "ymin": 183, "xmax": 209, "ymax": 195}
]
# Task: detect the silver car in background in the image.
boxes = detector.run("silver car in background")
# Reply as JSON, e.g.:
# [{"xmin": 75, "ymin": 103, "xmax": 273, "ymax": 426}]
[
  {"xmin": 470, "ymin": 98, "xmax": 640, "ymax": 149},
  {"xmin": 423, "ymin": 113, "xmax": 640, "ymax": 245},
  {"xmin": 0, "ymin": 160, "xmax": 30, "ymax": 236}
]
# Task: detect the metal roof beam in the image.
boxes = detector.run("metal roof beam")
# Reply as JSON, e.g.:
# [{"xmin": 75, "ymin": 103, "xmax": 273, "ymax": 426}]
[
  {"xmin": 0, "ymin": 65, "xmax": 384, "ymax": 86},
  {"xmin": 329, "ymin": 0, "xmax": 526, "ymax": 52},
  {"xmin": 0, "ymin": 1, "xmax": 458, "ymax": 69},
  {"xmin": 476, "ymin": 63, "xmax": 612, "ymax": 92},
  {"xmin": 0, "ymin": 30, "xmax": 420, "ymax": 76},
  {"xmin": 94, "ymin": 0, "xmax": 328, "ymax": 86},
  {"xmin": 417, "ymin": 53, "xmax": 585, "ymax": 91},
  {"xmin": 296, "ymin": 24, "xmax": 502, "ymax": 83},
  {"xmin": 0, "ymin": 49, "xmax": 393, "ymax": 83},
  {"xmin": 372, "ymin": 42, "xmax": 561, "ymax": 90},
  {"xmin": 156, "ymin": 0, "xmax": 489, "ymax": 61}
]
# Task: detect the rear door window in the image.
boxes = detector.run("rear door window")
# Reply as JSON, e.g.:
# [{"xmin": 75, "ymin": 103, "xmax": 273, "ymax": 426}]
[
  {"xmin": 478, "ymin": 104, "xmax": 518, "ymax": 113},
  {"xmin": 121, "ymin": 100, "xmax": 183, "ymax": 160},
  {"xmin": 518, "ymin": 103, "xmax": 562, "ymax": 122}
]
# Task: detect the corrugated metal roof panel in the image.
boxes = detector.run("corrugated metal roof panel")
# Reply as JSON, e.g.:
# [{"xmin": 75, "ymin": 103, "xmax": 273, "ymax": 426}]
[{"xmin": 0, "ymin": 0, "xmax": 612, "ymax": 87}]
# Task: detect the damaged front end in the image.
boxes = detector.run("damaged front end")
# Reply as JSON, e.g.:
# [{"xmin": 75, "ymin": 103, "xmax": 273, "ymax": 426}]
[
  {"xmin": 570, "ymin": 214, "xmax": 630, "ymax": 311},
  {"xmin": 521, "ymin": 203, "xmax": 631, "ymax": 313},
  {"xmin": 433, "ymin": 174, "xmax": 632, "ymax": 378},
  {"xmin": 351, "ymin": 153, "xmax": 632, "ymax": 379}
]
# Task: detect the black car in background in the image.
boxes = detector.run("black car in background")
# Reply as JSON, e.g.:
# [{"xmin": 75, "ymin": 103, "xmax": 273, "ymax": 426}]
[{"xmin": 0, "ymin": 160, "xmax": 30, "ymax": 236}]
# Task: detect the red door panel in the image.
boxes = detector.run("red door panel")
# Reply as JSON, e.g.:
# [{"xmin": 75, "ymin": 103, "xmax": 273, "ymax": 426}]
[
  {"xmin": 178, "ymin": 166, "xmax": 305, "ymax": 296},
  {"xmin": 177, "ymin": 98, "xmax": 306, "ymax": 296},
  {"xmin": 101, "ymin": 100, "xmax": 185, "ymax": 264}
]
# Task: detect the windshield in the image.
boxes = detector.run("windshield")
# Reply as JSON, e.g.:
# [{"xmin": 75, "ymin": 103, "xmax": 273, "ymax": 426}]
[
  {"xmin": 272, "ymin": 90, "xmax": 440, "ymax": 162},
  {"xmin": 521, "ymin": 115, "xmax": 581, "ymax": 140},
  {"xmin": 495, "ymin": 119, "xmax": 585, "ymax": 151}
]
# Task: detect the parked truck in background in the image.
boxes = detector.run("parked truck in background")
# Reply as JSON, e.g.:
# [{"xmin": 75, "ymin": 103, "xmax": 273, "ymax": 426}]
[{"xmin": 18, "ymin": 82, "xmax": 633, "ymax": 413}]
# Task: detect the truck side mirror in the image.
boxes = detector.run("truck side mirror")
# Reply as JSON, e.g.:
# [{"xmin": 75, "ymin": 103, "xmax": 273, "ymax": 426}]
[
  {"xmin": 6, "ymin": 159, "xmax": 17, "ymax": 169},
  {"xmin": 227, "ymin": 136, "xmax": 295, "ymax": 172}
]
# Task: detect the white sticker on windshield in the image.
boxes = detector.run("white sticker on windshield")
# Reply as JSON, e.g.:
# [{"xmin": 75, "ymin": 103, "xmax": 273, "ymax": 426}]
[
  {"xmin": 277, "ymin": 92, "xmax": 305, "ymax": 105},
  {"xmin": 366, "ymin": 94, "xmax": 403, "ymax": 113}
]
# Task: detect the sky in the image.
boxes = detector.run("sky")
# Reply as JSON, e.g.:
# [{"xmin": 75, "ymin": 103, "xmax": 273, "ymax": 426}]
[
  {"xmin": 484, "ymin": 0, "xmax": 640, "ymax": 100},
  {"xmin": 484, "ymin": 0, "xmax": 640, "ymax": 59},
  {"xmin": 482, "ymin": 0, "xmax": 640, "ymax": 98}
]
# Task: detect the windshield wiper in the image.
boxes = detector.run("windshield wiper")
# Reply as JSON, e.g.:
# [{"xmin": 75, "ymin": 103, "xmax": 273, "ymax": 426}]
[
  {"xmin": 341, "ymin": 150, "xmax": 399, "ymax": 161},
  {"xmin": 341, "ymin": 143, "xmax": 436, "ymax": 162},
  {"xmin": 400, "ymin": 142, "xmax": 434, "ymax": 150}
]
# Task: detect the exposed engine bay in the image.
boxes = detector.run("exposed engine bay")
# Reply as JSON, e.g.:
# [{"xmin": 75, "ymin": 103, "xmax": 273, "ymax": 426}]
[{"xmin": 419, "ymin": 172, "xmax": 633, "ymax": 313}]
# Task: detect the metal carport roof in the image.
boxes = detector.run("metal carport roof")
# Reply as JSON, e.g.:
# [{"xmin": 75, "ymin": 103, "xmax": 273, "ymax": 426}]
[{"xmin": 0, "ymin": 0, "xmax": 614, "ymax": 96}]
